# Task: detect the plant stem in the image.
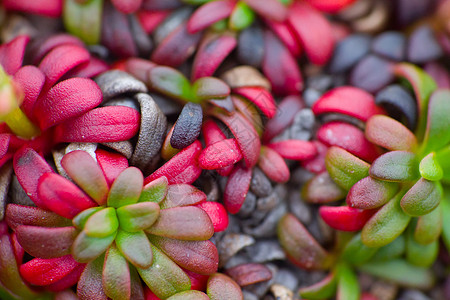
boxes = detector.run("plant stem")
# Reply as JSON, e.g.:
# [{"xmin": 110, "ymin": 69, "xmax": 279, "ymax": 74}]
[{"xmin": 3, "ymin": 107, "xmax": 40, "ymax": 139}]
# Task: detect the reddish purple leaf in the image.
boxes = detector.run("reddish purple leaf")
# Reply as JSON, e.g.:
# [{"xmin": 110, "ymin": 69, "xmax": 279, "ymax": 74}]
[
  {"xmin": 13, "ymin": 147, "xmax": 54, "ymax": 210},
  {"xmin": 3, "ymin": 0, "xmax": 62, "ymax": 17},
  {"xmin": 95, "ymin": 149, "xmax": 129, "ymax": 186},
  {"xmin": 187, "ymin": 0, "xmax": 236, "ymax": 34},
  {"xmin": 169, "ymin": 163, "xmax": 203, "ymax": 184},
  {"xmin": 6, "ymin": 204, "xmax": 72, "ymax": 230},
  {"xmin": 77, "ymin": 257, "xmax": 108, "ymax": 300},
  {"xmin": 111, "ymin": 0, "xmax": 142, "ymax": 13},
  {"xmin": 366, "ymin": 115, "xmax": 417, "ymax": 151},
  {"xmin": 192, "ymin": 33, "xmax": 237, "ymax": 80},
  {"xmin": 347, "ymin": 176, "xmax": 399, "ymax": 209},
  {"xmin": 38, "ymin": 173, "xmax": 97, "ymax": 219},
  {"xmin": 243, "ymin": 0, "xmax": 287, "ymax": 21},
  {"xmin": 45, "ymin": 263, "xmax": 85, "ymax": 292},
  {"xmin": 0, "ymin": 134, "xmax": 10, "ymax": 158},
  {"xmin": 68, "ymin": 57, "xmax": 109, "ymax": 79},
  {"xmin": 199, "ymin": 138, "xmax": 243, "ymax": 170},
  {"xmin": 317, "ymin": 121, "xmax": 382, "ymax": 163},
  {"xmin": 161, "ymin": 183, "xmax": 206, "ymax": 209},
  {"xmin": 312, "ymin": 87, "xmax": 385, "ymax": 122},
  {"xmin": 232, "ymin": 86, "xmax": 277, "ymax": 119},
  {"xmin": 319, "ymin": 206, "xmax": 376, "ymax": 231},
  {"xmin": 224, "ymin": 164, "xmax": 252, "ymax": 214},
  {"xmin": 53, "ymin": 106, "xmax": 140, "ymax": 143},
  {"xmin": 267, "ymin": 140, "xmax": 317, "ymax": 160},
  {"xmin": 258, "ymin": 146, "xmax": 290, "ymax": 183},
  {"xmin": 305, "ymin": 0, "xmax": 357, "ymax": 13},
  {"xmin": 0, "ymin": 35, "xmax": 29, "ymax": 75},
  {"xmin": 124, "ymin": 57, "xmax": 157, "ymax": 83},
  {"xmin": 226, "ymin": 263, "xmax": 272, "ymax": 287},
  {"xmin": 288, "ymin": 2, "xmax": 334, "ymax": 65},
  {"xmin": 265, "ymin": 19, "xmax": 302, "ymax": 57},
  {"xmin": 30, "ymin": 34, "xmax": 84, "ymax": 65},
  {"xmin": 303, "ymin": 171, "xmax": 346, "ymax": 204},
  {"xmin": 34, "ymin": 78, "xmax": 102, "ymax": 130},
  {"xmin": 13, "ymin": 66, "xmax": 45, "ymax": 120},
  {"xmin": 196, "ymin": 201, "xmax": 229, "ymax": 233}
]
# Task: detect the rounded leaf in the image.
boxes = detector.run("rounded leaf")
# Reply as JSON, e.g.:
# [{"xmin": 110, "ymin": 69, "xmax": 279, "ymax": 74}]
[
  {"xmin": 347, "ymin": 176, "xmax": 399, "ymax": 210},
  {"xmin": 319, "ymin": 206, "xmax": 375, "ymax": 232},
  {"xmin": 207, "ymin": 273, "xmax": 243, "ymax": 300},
  {"xmin": 369, "ymin": 151, "xmax": 417, "ymax": 182},
  {"xmin": 84, "ymin": 207, "xmax": 119, "ymax": 238},
  {"xmin": 116, "ymin": 229, "xmax": 153, "ymax": 269},
  {"xmin": 107, "ymin": 167, "xmax": 144, "ymax": 208},
  {"xmin": 400, "ymin": 178, "xmax": 442, "ymax": 216},
  {"xmin": 117, "ymin": 202, "xmax": 160, "ymax": 232}
]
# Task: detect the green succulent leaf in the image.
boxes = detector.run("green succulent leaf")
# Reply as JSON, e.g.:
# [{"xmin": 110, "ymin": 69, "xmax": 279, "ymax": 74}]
[
  {"xmin": 441, "ymin": 191, "xmax": 450, "ymax": 251},
  {"xmin": 148, "ymin": 66, "xmax": 193, "ymax": 102},
  {"xmin": 336, "ymin": 263, "xmax": 360, "ymax": 300},
  {"xmin": 362, "ymin": 190, "xmax": 411, "ymax": 248},
  {"xmin": 298, "ymin": 273, "xmax": 337, "ymax": 300},
  {"xmin": 325, "ymin": 146, "xmax": 370, "ymax": 191},
  {"xmin": 84, "ymin": 207, "xmax": 119, "ymax": 238},
  {"xmin": 421, "ymin": 90, "xmax": 450, "ymax": 153},
  {"xmin": 192, "ymin": 77, "xmax": 230, "ymax": 102},
  {"xmin": 302, "ymin": 171, "xmax": 346, "ymax": 204},
  {"xmin": 73, "ymin": 207, "xmax": 103, "ymax": 230},
  {"xmin": 359, "ymin": 259, "xmax": 434, "ymax": 289},
  {"xmin": 72, "ymin": 231, "xmax": 116, "ymax": 263},
  {"xmin": 116, "ymin": 202, "xmax": 160, "ymax": 232},
  {"xmin": 229, "ymin": 1, "xmax": 255, "ymax": 31},
  {"xmin": 436, "ymin": 145, "xmax": 450, "ymax": 183},
  {"xmin": 167, "ymin": 290, "xmax": 209, "ymax": 300},
  {"xmin": 419, "ymin": 152, "xmax": 443, "ymax": 181},
  {"xmin": 63, "ymin": 0, "xmax": 103, "ymax": 45},
  {"xmin": 400, "ymin": 178, "xmax": 442, "ymax": 216},
  {"xmin": 139, "ymin": 176, "xmax": 168, "ymax": 204},
  {"xmin": 342, "ymin": 233, "xmax": 378, "ymax": 265},
  {"xmin": 366, "ymin": 115, "xmax": 417, "ymax": 151},
  {"xmin": 103, "ymin": 244, "xmax": 131, "ymax": 300},
  {"xmin": 406, "ymin": 224, "xmax": 438, "ymax": 268},
  {"xmin": 115, "ymin": 229, "xmax": 153, "ymax": 269},
  {"xmin": 107, "ymin": 167, "xmax": 143, "ymax": 208},
  {"xmin": 369, "ymin": 151, "xmax": 417, "ymax": 182},
  {"xmin": 347, "ymin": 176, "xmax": 399, "ymax": 209},
  {"xmin": 370, "ymin": 235, "xmax": 406, "ymax": 262},
  {"xmin": 137, "ymin": 245, "xmax": 191, "ymax": 299},
  {"xmin": 414, "ymin": 203, "xmax": 442, "ymax": 244},
  {"xmin": 77, "ymin": 254, "xmax": 106, "ymax": 299}
]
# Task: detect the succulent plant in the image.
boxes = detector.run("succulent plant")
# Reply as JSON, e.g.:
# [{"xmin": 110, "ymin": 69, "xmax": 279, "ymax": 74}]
[{"xmin": 4, "ymin": 147, "xmax": 227, "ymax": 299}]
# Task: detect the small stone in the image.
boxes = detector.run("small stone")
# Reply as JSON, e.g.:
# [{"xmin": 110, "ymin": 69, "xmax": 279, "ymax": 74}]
[
  {"xmin": 237, "ymin": 192, "xmax": 257, "ymax": 219},
  {"xmin": 245, "ymin": 240, "xmax": 286, "ymax": 263},
  {"xmin": 243, "ymin": 291, "xmax": 259, "ymax": 300},
  {"xmin": 95, "ymin": 70, "xmax": 147, "ymax": 102},
  {"xmin": 398, "ymin": 290, "xmax": 431, "ymax": 300},
  {"xmin": 328, "ymin": 34, "xmax": 372, "ymax": 73},
  {"xmin": 370, "ymin": 280, "xmax": 398, "ymax": 300},
  {"xmin": 101, "ymin": 140, "xmax": 134, "ymax": 159},
  {"xmin": 250, "ymin": 168, "xmax": 273, "ymax": 198},
  {"xmin": 408, "ymin": 25, "xmax": 443, "ymax": 64},
  {"xmin": 221, "ymin": 66, "xmax": 271, "ymax": 90},
  {"xmin": 218, "ymin": 233, "xmax": 255, "ymax": 267},
  {"xmin": 289, "ymin": 109, "xmax": 315, "ymax": 141},
  {"xmin": 274, "ymin": 269, "xmax": 299, "ymax": 292},
  {"xmin": 237, "ymin": 25, "xmax": 265, "ymax": 68},
  {"xmin": 103, "ymin": 97, "xmax": 140, "ymax": 110},
  {"xmin": 243, "ymin": 202, "xmax": 288, "ymax": 238},
  {"xmin": 257, "ymin": 185, "xmax": 286, "ymax": 212},
  {"xmin": 290, "ymin": 167, "xmax": 314, "ymax": 186},
  {"xmin": 303, "ymin": 88, "xmax": 322, "ymax": 107},
  {"xmin": 288, "ymin": 190, "xmax": 312, "ymax": 225},
  {"xmin": 270, "ymin": 284, "xmax": 294, "ymax": 300}
]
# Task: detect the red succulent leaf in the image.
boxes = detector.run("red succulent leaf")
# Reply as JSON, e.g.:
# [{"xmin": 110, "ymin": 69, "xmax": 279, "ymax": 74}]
[
  {"xmin": 13, "ymin": 147, "xmax": 54, "ymax": 210},
  {"xmin": 38, "ymin": 173, "xmax": 97, "ymax": 219},
  {"xmin": 77, "ymin": 256, "xmax": 108, "ymax": 300},
  {"xmin": 225, "ymin": 263, "xmax": 272, "ymax": 287},
  {"xmin": 224, "ymin": 164, "xmax": 252, "ymax": 214},
  {"xmin": 301, "ymin": 141, "xmax": 328, "ymax": 174},
  {"xmin": 258, "ymin": 146, "xmax": 290, "ymax": 183},
  {"xmin": 0, "ymin": 35, "xmax": 29, "ymax": 75},
  {"xmin": 10, "ymin": 232, "xmax": 25, "ymax": 263},
  {"xmin": 207, "ymin": 273, "xmax": 243, "ymax": 300},
  {"xmin": 263, "ymin": 30, "xmax": 303, "ymax": 95},
  {"xmin": 3, "ymin": 0, "xmax": 62, "ymax": 17},
  {"xmin": 161, "ymin": 184, "xmax": 206, "ymax": 209},
  {"xmin": 111, "ymin": 0, "xmax": 142, "ymax": 13},
  {"xmin": 20, "ymin": 255, "xmax": 81, "ymax": 286},
  {"xmin": 243, "ymin": 0, "xmax": 287, "ymax": 21},
  {"xmin": 39, "ymin": 44, "xmax": 90, "ymax": 90},
  {"xmin": 45, "ymin": 263, "xmax": 85, "ymax": 292},
  {"xmin": 366, "ymin": 115, "xmax": 417, "ymax": 151},
  {"xmin": 211, "ymin": 110, "xmax": 260, "ymax": 167},
  {"xmin": 149, "ymin": 235, "xmax": 219, "ymax": 275},
  {"xmin": 124, "ymin": 57, "xmax": 157, "ymax": 83},
  {"xmin": 169, "ymin": 163, "xmax": 203, "ymax": 185},
  {"xmin": 196, "ymin": 201, "xmax": 229, "ymax": 232},
  {"xmin": 6, "ymin": 204, "xmax": 71, "ymax": 230},
  {"xmin": 319, "ymin": 206, "xmax": 376, "ymax": 231},
  {"xmin": 305, "ymin": 0, "xmax": 357, "ymax": 13},
  {"xmin": 199, "ymin": 138, "xmax": 243, "ymax": 170},
  {"xmin": 0, "ymin": 134, "xmax": 10, "ymax": 158},
  {"xmin": 288, "ymin": 2, "xmax": 334, "ymax": 65},
  {"xmin": 147, "ymin": 206, "xmax": 214, "ymax": 241},
  {"xmin": 61, "ymin": 150, "xmax": 109, "ymax": 205},
  {"xmin": 34, "ymin": 78, "xmax": 102, "ymax": 130},
  {"xmin": 267, "ymin": 140, "xmax": 317, "ymax": 160},
  {"xmin": 264, "ymin": 19, "xmax": 302, "ymax": 57},
  {"xmin": 183, "ymin": 269, "xmax": 209, "ymax": 291},
  {"xmin": 16, "ymin": 225, "xmax": 77, "ymax": 259},
  {"xmin": 103, "ymin": 245, "xmax": 131, "ymax": 300},
  {"xmin": 317, "ymin": 121, "xmax": 382, "ymax": 163},
  {"xmin": 192, "ymin": 33, "xmax": 237, "ymax": 80},
  {"xmin": 151, "ymin": 23, "xmax": 202, "ymax": 67},
  {"xmin": 312, "ymin": 87, "xmax": 384, "ymax": 122},
  {"xmin": 231, "ymin": 96, "xmax": 264, "ymax": 136},
  {"xmin": 13, "ymin": 66, "xmax": 45, "ymax": 121},
  {"xmin": 68, "ymin": 57, "xmax": 109, "ymax": 79},
  {"xmin": 145, "ymin": 140, "xmax": 202, "ymax": 185},
  {"xmin": 187, "ymin": 0, "xmax": 236, "ymax": 34},
  {"xmin": 347, "ymin": 176, "xmax": 399, "ymax": 209},
  {"xmin": 263, "ymin": 95, "xmax": 304, "ymax": 143},
  {"xmin": 53, "ymin": 106, "xmax": 140, "ymax": 143},
  {"xmin": 30, "ymin": 34, "xmax": 84, "ymax": 65},
  {"xmin": 302, "ymin": 171, "xmax": 346, "ymax": 204},
  {"xmin": 278, "ymin": 214, "xmax": 331, "ymax": 269},
  {"xmin": 232, "ymin": 86, "xmax": 277, "ymax": 119},
  {"xmin": 95, "ymin": 148, "xmax": 129, "ymax": 186},
  {"xmin": 137, "ymin": 10, "xmax": 169, "ymax": 34}
]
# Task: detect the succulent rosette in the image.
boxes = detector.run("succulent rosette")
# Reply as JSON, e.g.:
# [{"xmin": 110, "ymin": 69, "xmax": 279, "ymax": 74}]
[{"xmin": 4, "ymin": 147, "xmax": 226, "ymax": 299}]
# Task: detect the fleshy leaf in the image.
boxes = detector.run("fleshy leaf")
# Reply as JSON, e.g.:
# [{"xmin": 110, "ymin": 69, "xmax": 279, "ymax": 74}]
[
  {"xmin": 167, "ymin": 290, "xmax": 209, "ymax": 300},
  {"xmin": 146, "ymin": 206, "xmax": 214, "ymax": 241},
  {"xmin": 232, "ymin": 86, "xmax": 277, "ymax": 119},
  {"xmin": 325, "ymin": 146, "xmax": 370, "ymax": 191},
  {"xmin": 96, "ymin": 148, "xmax": 129, "ymax": 186},
  {"xmin": 192, "ymin": 77, "xmax": 230, "ymax": 101},
  {"xmin": 199, "ymin": 138, "xmax": 243, "ymax": 170},
  {"xmin": 225, "ymin": 263, "xmax": 272, "ymax": 287},
  {"xmin": 116, "ymin": 229, "xmax": 153, "ymax": 269},
  {"xmin": 258, "ymin": 146, "xmax": 290, "ymax": 183},
  {"xmin": 369, "ymin": 151, "xmax": 417, "ymax": 181},
  {"xmin": 16, "ymin": 225, "xmax": 77, "ymax": 259},
  {"xmin": 103, "ymin": 244, "xmax": 131, "ymax": 300},
  {"xmin": 359, "ymin": 259, "xmax": 434, "ymax": 289},
  {"xmin": 419, "ymin": 152, "xmax": 443, "ymax": 181},
  {"xmin": 347, "ymin": 176, "xmax": 399, "ymax": 209},
  {"xmin": 196, "ymin": 201, "xmax": 229, "ymax": 232},
  {"xmin": 160, "ymin": 184, "xmax": 206, "ymax": 209},
  {"xmin": 84, "ymin": 207, "xmax": 118, "ymax": 238},
  {"xmin": 224, "ymin": 164, "xmax": 252, "ymax": 214},
  {"xmin": 365, "ymin": 115, "xmax": 417, "ymax": 151},
  {"xmin": 277, "ymin": 214, "xmax": 331, "ymax": 269},
  {"xmin": 77, "ymin": 255, "xmax": 107, "ymax": 300},
  {"xmin": 336, "ymin": 263, "xmax": 360, "ymax": 300},
  {"xmin": 107, "ymin": 167, "xmax": 143, "ymax": 208},
  {"xmin": 139, "ymin": 176, "xmax": 168, "ymax": 203},
  {"xmin": 207, "ymin": 273, "xmax": 243, "ymax": 300},
  {"xmin": 149, "ymin": 235, "xmax": 218, "ymax": 275},
  {"xmin": 6, "ymin": 204, "xmax": 71, "ymax": 230},
  {"xmin": 319, "ymin": 206, "xmax": 375, "ymax": 232},
  {"xmin": 137, "ymin": 245, "xmax": 191, "ymax": 299},
  {"xmin": 229, "ymin": 1, "xmax": 254, "ymax": 30},
  {"xmin": 72, "ymin": 231, "xmax": 115, "ymax": 263},
  {"xmin": 148, "ymin": 66, "xmax": 193, "ymax": 102},
  {"xmin": 298, "ymin": 273, "xmax": 337, "ymax": 300},
  {"xmin": 61, "ymin": 150, "xmax": 109, "ymax": 205},
  {"xmin": 414, "ymin": 204, "xmax": 442, "ymax": 245},
  {"xmin": 400, "ymin": 178, "xmax": 442, "ymax": 216},
  {"xmin": 405, "ymin": 224, "xmax": 438, "ymax": 268},
  {"xmin": 302, "ymin": 171, "xmax": 346, "ymax": 204},
  {"xmin": 342, "ymin": 233, "xmax": 378, "ymax": 265},
  {"xmin": 370, "ymin": 235, "xmax": 405, "ymax": 262},
  {"xmin": 362, "ymin": 190, "xmax": 411, "ymax": 248},
  {"xmin": 441, "ymin": 192, "xmax": 450, "ymax": 251},
  {"xmin": 266, "ymin": 140, "xmax": 317, "ymax": 160},
  {"xmin": 63, "ymin": 0, "xmax": 102, "ymax": 45},
  {"xmin": 73, "ymin": 207, "xmax": 103, "ymax": 230},
  {"xmin": 186, "ymin": 0, "xmax": 235, "ymax": 34},
  {"xmin": 422, "ymin": 90, "xmax": 450, "ymax": 153},
  {"xmin": 116, "ymin": 202, "xmax": 160, "ymax": 232}
]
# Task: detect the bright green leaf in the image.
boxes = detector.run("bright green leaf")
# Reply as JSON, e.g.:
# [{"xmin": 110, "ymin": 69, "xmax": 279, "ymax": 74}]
[
  {"xmin": 414, "ymin": 204, "xmax": 442, "ymax": 244},
  {"xmin": 73, "ymin": 207, "xmax": 103, "ymax": 230},
  {"xmin": 148, "ymin": 66, "xmax": 193, "ymax": 102},
  {"xmin": 342, "ymin": 233, "xmax": 378, "ymax": 265},
  {"xmin": 63, "ymin": 0, "xmax": 103, "ymax": 45},
  {"xmin": 406, "ymin": 224, "xmax": 438, "ymax": 268},
  {"xmin": 139, "ymin": 176, "xmax": 168, "ymax": 203},
  {"xmin": 419, "ymin": 152, "xmax": 443, "ymax": 181},
  {"xmin": 336, "ymin": 263, "xmax": 359, "ymax": 300},
  {"xmin": 229, "ymin": 2, "xmax": 255, "ymax": 31},
  {"xmin": 84, "ymin": 207, "xmax": 119, "ymax": 238},
  {"xmin": 369, "ymin": 151, "xmax": 418, "ymax": 182},
  {"xmin": 72, "ymin": 231, "xmax": 115, "ymax": 263},
  {"xmin": 116, "ymin": 229, "xmax": 153, "ymax": 269},
  {"xmin": 108, "ymin": 167, "xmax": 143, "ymax": 208},
  {"xmin": 370, "ymin": 235, "xmax": 406, "ymax": 262},
  {"xmin": 400, "ymin": 178, "xmax": 442, "ymax": 216},
  {"xmin": 117, "ymin": 202, "xmax": 160, "ymax": 232},
  {"xmin": 103, "ymin": 245, "xmax": 131, "ymax": 300},
  {"xmin": 298, "ymin": 273, "xmax": 337, "ymax": 300},
  {"xmin": 421, "ymin": 90, "xmax": 450, "ymax": 153}
]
